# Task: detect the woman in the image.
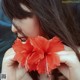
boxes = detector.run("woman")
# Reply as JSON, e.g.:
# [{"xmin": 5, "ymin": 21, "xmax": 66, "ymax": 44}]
[{"xmin": 1, "ymin": 0, "xmax": 80, "ymax": 80}]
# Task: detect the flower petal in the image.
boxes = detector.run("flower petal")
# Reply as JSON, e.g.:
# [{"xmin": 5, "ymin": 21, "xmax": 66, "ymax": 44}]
[
  {"xmin": 37, "ymin": 58, "xmax": 46, "ymax": 74},
  {"xmin": 29, "ymin": 36, "xmax": 49, "ymax": 51},
  {"xmin": 13, "ymin": 38, "xmax": 33, "ymax": 67},
  {"xmin": 28, "ymin": 63, "xmax": 37, "ymax": 71},
  {"xmin": 14, "ymin": 51, "xmax": 28, "ymax": 67},
  {"xmin": 48, "ymin": 36, "xmax": 64, "ymax": 53},
  {"xmin": 28, "ymin": 49, "xmax": 44, "ymax": 66},
  {"xmin": 46, "ymin": 53, "xmax": 60, "ymax": 73}
]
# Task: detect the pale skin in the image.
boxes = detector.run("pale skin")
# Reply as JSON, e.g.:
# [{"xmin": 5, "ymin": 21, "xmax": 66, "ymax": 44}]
[{"xmin": 1, "ymin": 4, "xmax": 80, "ymax": 80}]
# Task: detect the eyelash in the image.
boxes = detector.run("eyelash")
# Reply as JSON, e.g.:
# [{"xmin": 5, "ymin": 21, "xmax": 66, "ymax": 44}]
[{"xmin": 26, "ymin": 12, "xmax": 34, "ymax": 18}]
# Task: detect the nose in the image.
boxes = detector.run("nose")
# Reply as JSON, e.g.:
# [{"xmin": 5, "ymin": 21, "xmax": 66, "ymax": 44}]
[
  {"xmin": 11, "ymin": 25, "xmax": 17, "ymax": 33},
  {"xmin": 12, "ymin": 25, "xmax": 24, "ymax": 38}
]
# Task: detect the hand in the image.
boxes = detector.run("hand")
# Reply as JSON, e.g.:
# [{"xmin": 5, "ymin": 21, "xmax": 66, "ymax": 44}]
[
  {"xmin": 1, "ymin": 48, "xmax": 32, "ymax": 80},
  {"xmin": 57, "ymin": 45, "xmax": 80, "ymax": 80}
]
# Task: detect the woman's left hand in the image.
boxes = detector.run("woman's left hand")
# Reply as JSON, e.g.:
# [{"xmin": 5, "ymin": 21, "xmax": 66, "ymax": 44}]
[{"xmin": 57, "ymin": 45, "xmax": 80, "ymax": 80}]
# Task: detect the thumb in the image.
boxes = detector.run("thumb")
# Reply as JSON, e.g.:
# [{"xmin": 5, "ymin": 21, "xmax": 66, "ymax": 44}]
[{"xmin": 56, "ymin": 50, "xmax": 78, "ymax": 67}]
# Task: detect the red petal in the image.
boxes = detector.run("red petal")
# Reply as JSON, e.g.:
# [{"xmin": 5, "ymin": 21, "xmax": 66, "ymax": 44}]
[
  {"xmin": 28, "ymin": 63, "xmax": 37, "ymax": 71},
  {"xmin": 37, "ymin": 58, "xmax": 46, "ymax": 74},
  {"xmin": 13, "ymin": 39, "xmax": 33, "ymax": 54},
  {"xmin": 48, "ymin": 36, "xmax": 64, "ymax": 53},
  {"xmin": 28, "ymin": 49, "xmax": 44, "ymax": 65},
  {"xmin": 29, "ymin": 36, "xmax": 49, "ymax": 51},
  {"xmin": 46, "ymin": 53, "xmax": 60, "ymax": 73},
  {"xmin": 37, "ymin": 53, "xmax": 60, "ymax": 74},
  {"xmin": 14, "ymin": 51, "xmax": 28, "ymax": 67},
  {"xmin": 12, "ymin": 38, "xmax": 25, "ymax": 53},
  {"xmin": 13, "ymin": 38, "xmax": 33, "ymax": 67}
]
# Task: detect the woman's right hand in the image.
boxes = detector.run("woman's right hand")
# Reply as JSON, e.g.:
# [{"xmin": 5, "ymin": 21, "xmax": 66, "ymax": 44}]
[
  {"xmin": 57, "ymin": 46, "xmax": 80, "ymax": 80},
  {"xmin": 1, "ymin": 48, "xmax": 32, "ymax": 80}
]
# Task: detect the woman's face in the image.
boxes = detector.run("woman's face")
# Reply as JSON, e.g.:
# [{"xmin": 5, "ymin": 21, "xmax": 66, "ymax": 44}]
[{"xmin": 12, "ymin": 4, "xmax": 43, "ymax": 41}]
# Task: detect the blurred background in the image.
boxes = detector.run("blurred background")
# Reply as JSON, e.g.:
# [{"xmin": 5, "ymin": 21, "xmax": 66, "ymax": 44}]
[{"xmin": 0, "ymin": 0, "xmax": 16, "ymax": 72}]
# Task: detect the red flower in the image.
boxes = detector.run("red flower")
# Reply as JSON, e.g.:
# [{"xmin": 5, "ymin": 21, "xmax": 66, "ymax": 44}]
[
  {"xmin": 13, "ymin": 38, "xmax": 33, "ymax": 67},
  {"xmin": 13, "ymin": 36, "xmax": 64, "ymax": 74}
]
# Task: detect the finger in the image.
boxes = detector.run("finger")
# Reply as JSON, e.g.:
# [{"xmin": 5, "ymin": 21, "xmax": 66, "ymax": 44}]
[
  {"xmin": 3, "ymin": 48, "xmax": 15, "ymax": 62},
  {"xmin": 58, "ymin": 64, "xmax": 69, "ymax": 79},
  {"xmin": 3, "ymin": 48, "xmax": 15, "ymax": 57},
  {"xmin": 16, "ymin": 67, "xmax": 32, "ymax": 80},
  {"xmin": 21, "ymin": 73, "xmax": 33, "ymax": 80},
  {"xmin": 40, "ymin": 73, "xmax": 49, "ymax": 80},
  {"xmin": 56, "ymin": 51, "xmax": 79, "ymax": 67},
  {"xmin": 2, "ymin": 48, "xmax": 16, "ymax": 67}
]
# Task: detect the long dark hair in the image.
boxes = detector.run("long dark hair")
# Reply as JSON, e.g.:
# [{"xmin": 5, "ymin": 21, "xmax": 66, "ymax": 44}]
[{"xmin": 2, "ymin": 0, "xmax": 80, "ymax": 80}]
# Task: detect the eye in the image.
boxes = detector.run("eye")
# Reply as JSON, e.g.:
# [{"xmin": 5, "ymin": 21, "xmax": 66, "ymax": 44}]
[{"xmin": 26, "ymin": 12, "xmax": 34, "ymax": 18}]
